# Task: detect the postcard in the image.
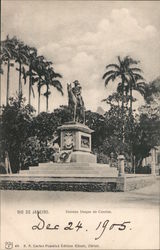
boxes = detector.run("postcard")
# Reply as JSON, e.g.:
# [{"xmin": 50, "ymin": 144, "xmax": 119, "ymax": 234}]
[{"xmin": 0, "ymin": 1, "xmax": 160, "ymax": 250}]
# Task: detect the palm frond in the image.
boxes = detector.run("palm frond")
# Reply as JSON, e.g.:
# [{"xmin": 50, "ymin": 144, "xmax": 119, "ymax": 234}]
[
  {"xmin": 129, "ymin": 67, "xmax": 143, "ymax": 73},
  {"xmin": 105, "ymin": 63, "xmax": 120, "ymax": 71},
  {"xmin": 124, "ymin": 56, "xmax": 139, "ymax": 65},
  {"xmin": 104, "ymin": 74, "xmax": 116, "ymax": 86},
  {"xmin": 43, "ymin": 91, "xmax": 51, "ymax": 97},
  {"xmin": 117, "ymin": 56, "xmax": 122, "ymax": 65},
  {"xmin": 136, "ymin": 81, "xmax": 146, "ymax": 87},
  {"xmin": 101, "ymin": 98, "xmax": 108, "ymax": 102},
  {"xmin": 2, "ymin": 47, "xmax": 12, "ymax": 58},
  {"xmin": 102, "ymin": 70, "xmax": 118, "ymax": 79},
  {"xmin": 50, "ymin": 80, "xmax": 63, "ymax": 95},
  {"xmin": 133, "ymin": 73, "xmax": 144, "ymax": 81},
  {"xmin": 134, "ymin": 86, "xmax": 146, "ymax": 96},
  {"xmin": 53, "ymin": 72, "xmax": 62, "ymax": 78}
]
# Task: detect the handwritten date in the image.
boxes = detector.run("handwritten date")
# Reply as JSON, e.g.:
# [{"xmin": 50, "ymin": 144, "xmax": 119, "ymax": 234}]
[{"xmin": 32, "ymin": 212, "xmax": 131, "ymax": 240}]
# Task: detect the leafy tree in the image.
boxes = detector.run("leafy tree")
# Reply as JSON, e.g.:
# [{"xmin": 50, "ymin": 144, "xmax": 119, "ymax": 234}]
[
  {"xmin": 20, "ymin": 136, "xmax": 40, "ymax": 169},
  {"xmin": 132, "ymin": 114, "xmax": 160, "ymax": 168},
  {"xmin": 29, "ymin": 106, "xmax": 72, "ymax": 162},
  {"xmin": 31, "ymin": 105, "xmax": 72, "ymax": 141},
  {"xmin": 85, "ymin": 110, "xmax": 106, "ymax": 151},
  {"xmin": 102, "ymin": 91, "xmax": 137, "ymax": 109},
  {"xmin": 1, "ymin": 94, "xmax": 35, "ymax": 173}
]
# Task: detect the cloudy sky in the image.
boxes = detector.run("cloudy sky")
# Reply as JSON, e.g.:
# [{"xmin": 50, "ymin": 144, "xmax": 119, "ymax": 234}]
[{"xmin": 1, "ymin": 1, "xmax": 160, "ymax": 112}]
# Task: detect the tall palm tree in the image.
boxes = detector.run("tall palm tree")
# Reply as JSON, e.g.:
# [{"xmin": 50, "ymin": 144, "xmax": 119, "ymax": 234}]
[
  {"xmin": 32, "ymin": 55, "xmax": 48, "ymax": 114},
  {"xmin": 43, "ymin": 66, "xmax": 63, "ymax": 112},
  {"xmin": 123, "ymin": 57, "xmax": 146, "ymax": 112},
  {"xmin": 1, "ymin": 35, "xmax": 17, "ymax": 105},
  {"xmin": 37, "ymin": 81, "xmax": 43, "ymax": 114},
  {"xmin": 14, "ymin": 40, "xmax": 29, "ymax": 95},
  {"xmin": 43, "ymin": 82, "xmax": 51, "ymax": 112},
  {"xmin": 24, "ymin": 46, "xmax": 37, "ymax": 105},
  {"xmin": 102, "ymin": 56, "xmax": 145, "ymax": 112}
]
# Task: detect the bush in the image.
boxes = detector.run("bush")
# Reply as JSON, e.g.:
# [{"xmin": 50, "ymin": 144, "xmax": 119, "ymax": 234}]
[
  {"xmin": 20, "ymin": 136, "xmax": 40, "ymax": 169},
  {"xmin": 0, "ymin": 162, "xmax": 7, "ymax": 174},
  {"xmin": 135, "ymin": 165, "xmax": 151, "ymax": 174},
  {"xmin": 97, "ymin": 152, "xmax": 110, "ymax": 164}
]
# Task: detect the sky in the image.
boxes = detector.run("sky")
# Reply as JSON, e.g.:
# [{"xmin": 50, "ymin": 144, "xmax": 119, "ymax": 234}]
[{"xmin": 1, "ymin": 1, "xmax": 160, "ymax": 113}]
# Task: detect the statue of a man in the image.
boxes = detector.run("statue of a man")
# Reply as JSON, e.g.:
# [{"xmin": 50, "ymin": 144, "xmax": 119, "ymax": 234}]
[
  {"xmin": 72, "ymin": 80, "xmax": 84, "ymax": 108},
  {"xmin": 67, "ymin": 80, "xmax": 85, "ymax": 123}
]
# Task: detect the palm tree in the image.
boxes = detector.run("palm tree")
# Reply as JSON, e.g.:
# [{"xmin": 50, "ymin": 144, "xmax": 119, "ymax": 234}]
[
  {"xmin": 14, "ymin": 39, "xmax": 29, "ymax": 95},
  {"xmin": 24, "ymin": 46, "xmax": 37, "ymax": 105},
  {"xmin": 32, "ymin": 55, "xmax": 48, "ymax": 114},
  {"xmin": 123, "ymin": 57, "xmax": 146, "ymax": 112},
  {"xmin": 37, "ymin": 81, "xmax": 43, "ymax": 114},
  {"xmin": 102, "ymin": 56, "xmax": 145, "ymax": 112},
  {"xmin": 43, "ymin": 66, "xmax": 63, "ymax": 112},
  {"xmin": 43, "ymin": 82, "xmax": 51, "ymax": 112},
  {"xmin": 1, "ymin": 35, "xmax": 17, "ymax": 105}
]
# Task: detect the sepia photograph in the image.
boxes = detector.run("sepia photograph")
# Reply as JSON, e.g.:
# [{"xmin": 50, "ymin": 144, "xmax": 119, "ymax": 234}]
[{"xmin": 0, "ymin": 1, "xmax": 160, "ymax": 249}]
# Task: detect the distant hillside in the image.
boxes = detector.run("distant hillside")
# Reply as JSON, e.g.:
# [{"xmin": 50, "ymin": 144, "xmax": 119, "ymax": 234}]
[{"xmin": 96, "ymin": 106, "xmax": 105, "ymax": 115}]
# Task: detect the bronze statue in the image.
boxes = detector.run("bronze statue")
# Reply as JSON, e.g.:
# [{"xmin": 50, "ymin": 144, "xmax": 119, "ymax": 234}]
[{"xmin": 67, "ymin": 80, "xmax": 85, "ymax": 123}]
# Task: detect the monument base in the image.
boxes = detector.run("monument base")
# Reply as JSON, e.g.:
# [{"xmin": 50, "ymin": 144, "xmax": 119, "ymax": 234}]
[
  {"xmin": 18, "ymin": 162, "xmax": 118, "ymax": 178},
  {"xmin": 70, "ymin": 151, "xmax": 96, "ymax": 163}
]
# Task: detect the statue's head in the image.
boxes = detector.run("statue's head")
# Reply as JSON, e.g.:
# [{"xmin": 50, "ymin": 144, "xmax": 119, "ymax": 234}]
[{"xmin": 73, "ymin": 80, "xmax": 81, "ymax": 87}]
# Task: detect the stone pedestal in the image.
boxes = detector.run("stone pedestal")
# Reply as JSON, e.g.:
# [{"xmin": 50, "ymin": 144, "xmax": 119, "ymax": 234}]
[{"xmin": 58, "ymin": 122, "xmax": 96, "ymax": 163}]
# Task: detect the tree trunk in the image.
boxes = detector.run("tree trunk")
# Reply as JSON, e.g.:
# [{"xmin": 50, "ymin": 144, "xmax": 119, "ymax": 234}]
[
  {"xmin": 125, "ymin": 91, "xmax": 128, "ymax": 108},
  {"xmin": 121, "ymin": 80, "xmax": 125, "ymax": 144},
  {"xmin": 46, "ymin": 84, "xmax": 49, "ymax": 112},
  {"xmin": 0, "ymin": 78, "xmax": 1, "ymax": 117},
  {"xmin": 38, "ymin": 82, "xmax": 41, "ymax": 114},
  {"xmin": 130, "ymin": 87, "xmax": 132, "ymax": 114},
  {"xmin": 6, "ymin": 59, "xmax": 10, "ymax": 105},
  {"xmin": 19, "ymin": 62, "xmax": 22, "ymax": 95},
  {"xmin": 131, "ymin": 151, "xmax": 134, "ymax": 173},
  {"xmin": 46, "ymin": 95, "xmax": 48, "ymax": 112},
  {"xmin": 29, "ymin": 66, "xmax": 32, "ymax": 105}
]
